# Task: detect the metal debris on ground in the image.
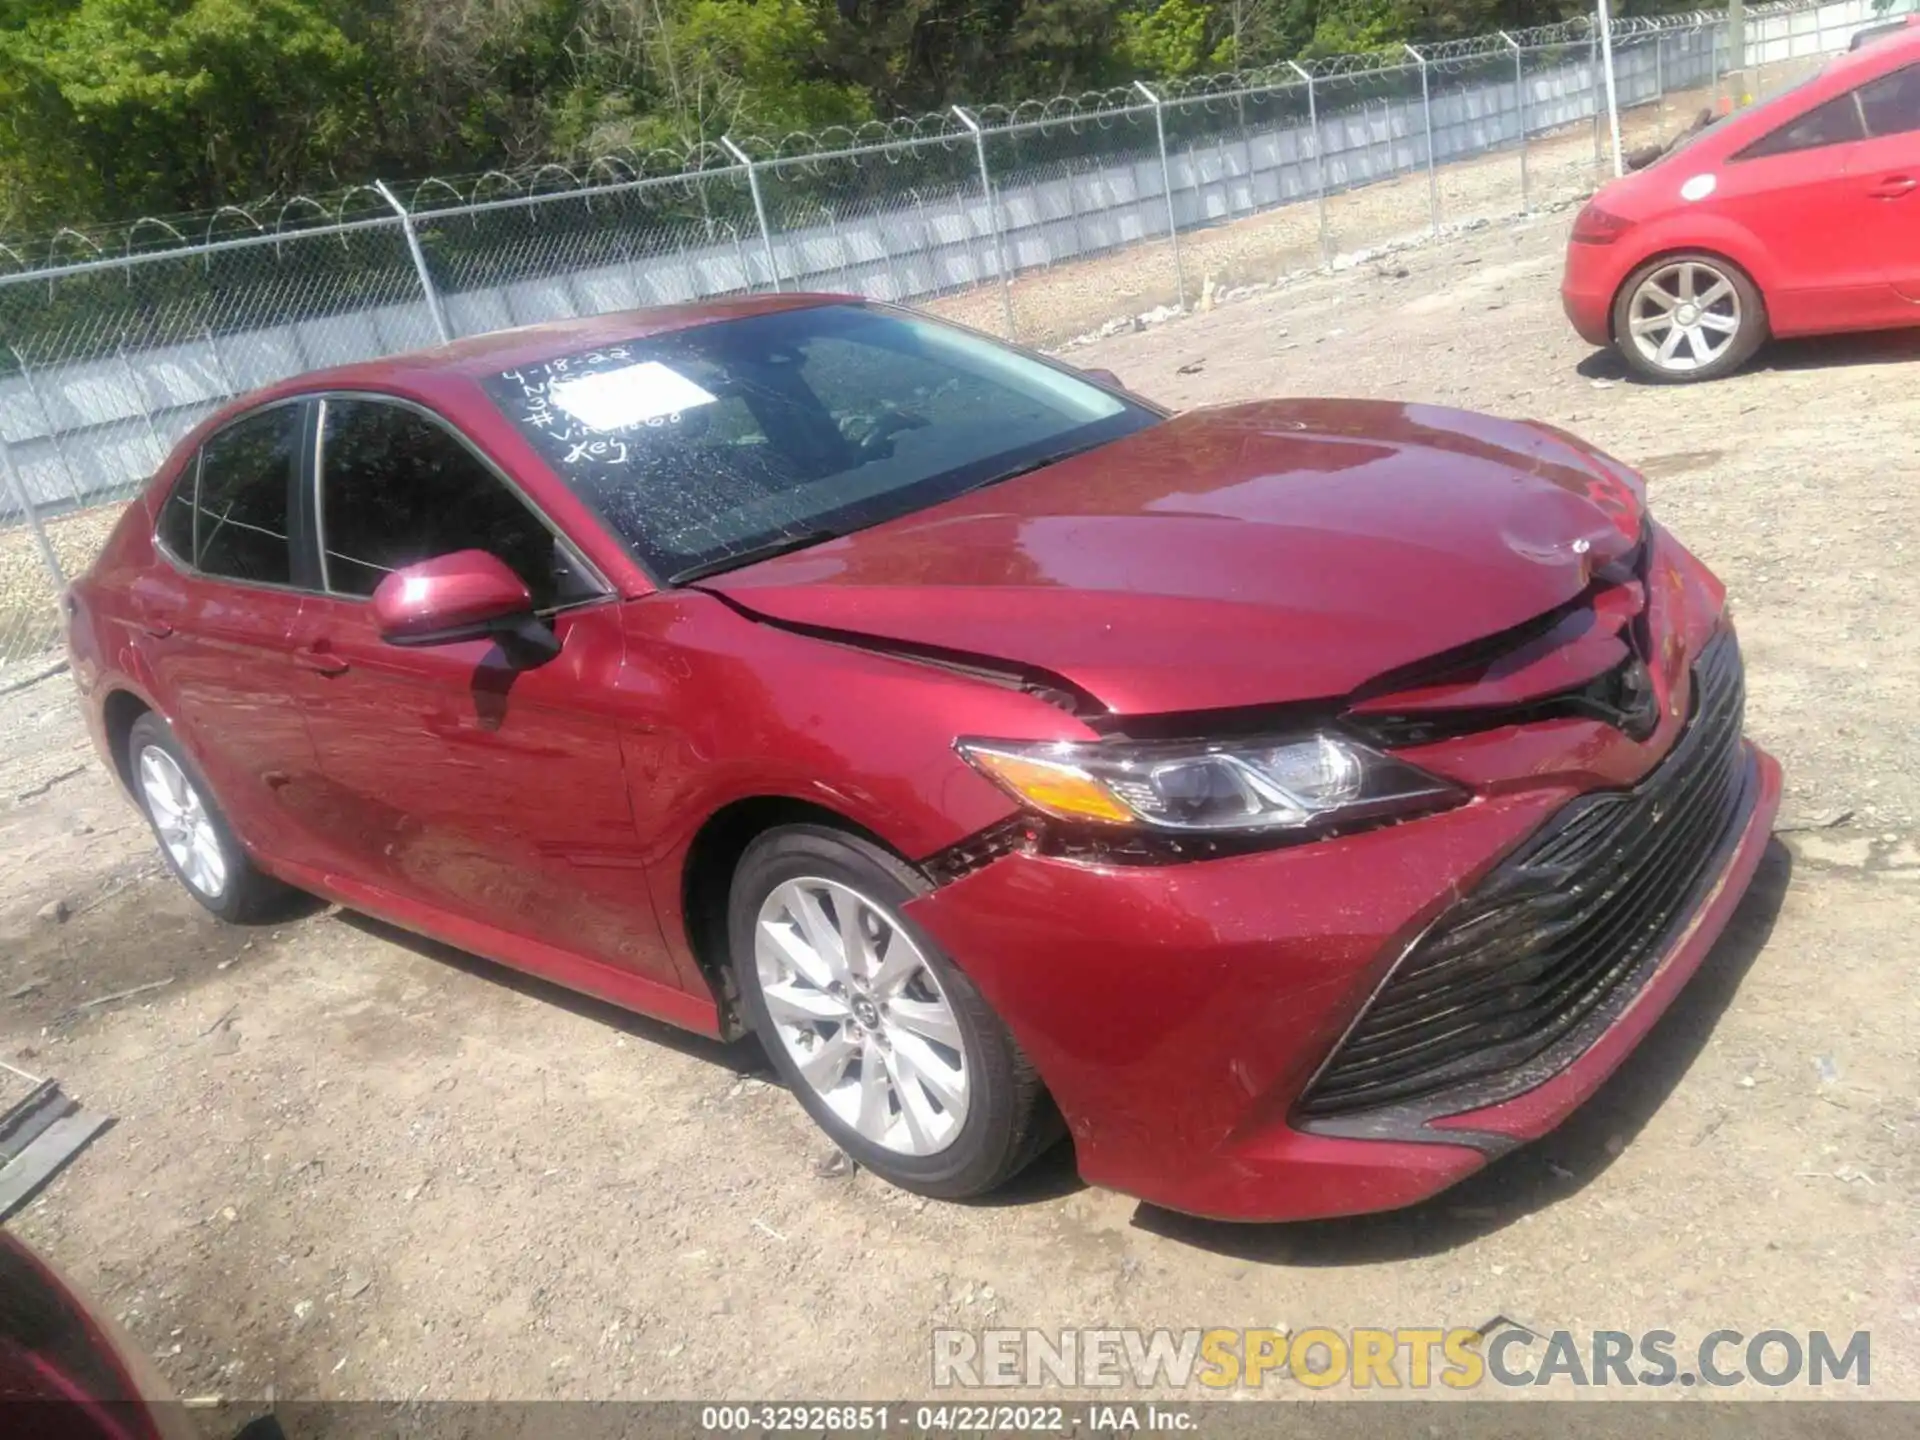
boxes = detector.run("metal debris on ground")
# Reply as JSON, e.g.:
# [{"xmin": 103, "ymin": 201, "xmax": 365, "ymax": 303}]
[
  {"xmin": 1776, "ymin": 808, "xmax": 1855, "ymax": 834},
  {"xmin": 0, "ymin": 1073, "xmax": 114, "ymax": 1219},
  {"xmin": 57, "ymin": 975, "xmax": 174, "ymax": 1021}
]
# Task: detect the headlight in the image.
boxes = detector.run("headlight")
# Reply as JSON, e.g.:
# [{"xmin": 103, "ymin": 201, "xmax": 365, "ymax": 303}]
[{"xmin": 956, "ymin": 733, "xmax": 1463, "ymax": 835}]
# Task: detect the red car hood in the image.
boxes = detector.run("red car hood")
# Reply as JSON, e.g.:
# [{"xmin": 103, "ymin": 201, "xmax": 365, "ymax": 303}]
[{"xmin": 702, "ymin": 399, "xmax": 1645, "ymax": 715}]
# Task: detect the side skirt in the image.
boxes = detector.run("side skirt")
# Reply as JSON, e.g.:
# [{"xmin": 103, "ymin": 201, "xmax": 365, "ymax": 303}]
[{"xmin": 263, "ymin": 856, "xmax": 725, "ymax": 1039}]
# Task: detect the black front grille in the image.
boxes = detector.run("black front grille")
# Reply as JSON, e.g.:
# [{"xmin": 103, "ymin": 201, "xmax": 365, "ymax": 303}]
[{"xmin": 1297, "ymin": 629, "xmax": 1754, "ymax": 1122}]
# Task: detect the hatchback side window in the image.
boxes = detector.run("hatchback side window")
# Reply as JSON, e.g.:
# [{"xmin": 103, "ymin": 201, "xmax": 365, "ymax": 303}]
[
  {"xmin": 318, "ymin": 398, "xmax": 599, "ymax": 609},
  {"xmin": 192, "ymin": 405, "xmax": 299, "ymax": 586},
  {"xmin": 1860, "ymin": 63, "xmax": 1920, "ymax": 137},
  {"xmin": 1735, "ymin": 92, "xmax": 1867, "ymax": 159}
]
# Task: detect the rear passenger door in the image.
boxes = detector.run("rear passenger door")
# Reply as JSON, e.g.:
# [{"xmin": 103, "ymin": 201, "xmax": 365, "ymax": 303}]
[
  {"xmin": 130, "ymin": 401, "xmax": 323, "ymax": 855},
  {"xmin": 1722, "ymin": 89, "xmax": 1889, "ymax": 331},
  {"xmin": 1848, "ymin": 62, "xmax": 1920, "ymax": 302}
]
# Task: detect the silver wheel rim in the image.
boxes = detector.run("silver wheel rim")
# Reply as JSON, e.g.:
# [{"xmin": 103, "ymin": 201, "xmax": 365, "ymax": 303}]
[
  {"xmin": 137, "ymin": 745, "xmax": 228, "ymax": 900},
  {"xmin": 755, "ymin": 877, "xmax": 969, "ymax": 1156},
  {"xmin": 1627, "ymin": 261, "xmax": 1742, "ymax": 374}
]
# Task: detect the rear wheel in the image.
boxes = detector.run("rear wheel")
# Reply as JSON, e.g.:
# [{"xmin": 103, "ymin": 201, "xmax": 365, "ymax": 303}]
[
  {"xmin": 729, "ymin": 824, "xmax": 1059, "ymax": 1199},
  {"xmin": 1612, "ymin": 253, "xmax": 1767, "ymax": 383},
  {"xmin": 127, "ymin": 712, "xmax": 298, "ymax": 923}
]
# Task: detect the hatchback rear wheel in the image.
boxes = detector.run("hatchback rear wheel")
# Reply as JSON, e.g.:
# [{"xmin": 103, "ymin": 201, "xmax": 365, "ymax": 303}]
[
  {"xmin": 1612, "ymin": 254, "xmax": 1766, "ymax": 383},
  {"xmin": 127, "ymin": 711, "xmax": 298, "ymax": 923},
  {"xmin": 729, "ymin": 824, "xmax": 1060, "ymax": 1198}
]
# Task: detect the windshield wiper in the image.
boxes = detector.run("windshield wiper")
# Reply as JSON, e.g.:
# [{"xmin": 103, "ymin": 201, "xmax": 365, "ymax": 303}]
[
  {"xmin": 668, "ymin": 528, "xmax": 842, "ymax": 585},
  {"xmin": 950, "ymin": 441, "xmax": 1105, "ymax": 499}
]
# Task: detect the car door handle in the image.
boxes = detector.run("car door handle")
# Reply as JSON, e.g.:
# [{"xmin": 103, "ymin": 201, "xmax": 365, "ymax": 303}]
[
  {"xmin": 293, "ymin": 644, "xmax": 349, "ymax": 676},
  {"xmin": 141, "ymin": 619, "xmax": 174, "ymax": 639},
  {"xmin": 1868, "ymin": 175, "xmax": 1917, "ymax": 199}
]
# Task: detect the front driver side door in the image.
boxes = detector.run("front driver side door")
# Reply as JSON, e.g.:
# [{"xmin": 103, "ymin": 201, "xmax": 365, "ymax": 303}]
[
  {"xmin": 1849, "ymin": 61, "xmax": 1920, "ymax": 303},
  {"xmin": 284, "ymin": 394, "xmax": 688, "ymax": 993},
  {"xmin": 1720, "ymin": 88, "xmax": 1892, "ymax": 333}
]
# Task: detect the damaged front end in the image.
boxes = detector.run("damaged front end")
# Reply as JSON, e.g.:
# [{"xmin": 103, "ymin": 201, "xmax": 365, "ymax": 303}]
[
  {"xmin": 897, "ymin": 521, "xmax": 1775, "ymax": 1220},
  {"xmin": 933, "ymin": 515, "xmax": 1700, "ymax": 873}
]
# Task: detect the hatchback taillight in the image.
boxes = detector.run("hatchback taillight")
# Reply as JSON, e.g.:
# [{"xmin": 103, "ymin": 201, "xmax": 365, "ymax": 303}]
[{"xmin": 1572, "ymin": 203, "xmax": 1634, "ymax": 244}]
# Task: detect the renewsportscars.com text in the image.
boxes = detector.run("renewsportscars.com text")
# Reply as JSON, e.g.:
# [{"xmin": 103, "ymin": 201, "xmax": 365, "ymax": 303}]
[{"xmin": 931, "ymin": 1327, "xmax": 1870, "ymax": 1391}]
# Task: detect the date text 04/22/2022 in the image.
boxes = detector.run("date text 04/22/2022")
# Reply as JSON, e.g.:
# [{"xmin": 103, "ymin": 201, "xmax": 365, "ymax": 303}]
[{"xmin": 698, "ymin": 1405, "xmax": 1196, "ymax": 1433}]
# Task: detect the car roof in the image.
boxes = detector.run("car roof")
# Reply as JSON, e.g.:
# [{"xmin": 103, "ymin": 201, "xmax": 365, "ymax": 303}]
[
  {"xmin": 162, "ymin": 291, "xmax": 865, "ymax": 492},
  {"xmin": 1821, "ymin": 18, "xmax": 1920, "ymax": 76},
  {"xmin": 290, "ymin": 291, "xmax": 858, "ymax": 393},
  {"xmin": 1851, "ymin": 15, "xmax": 1919, "ymax": 49},
  {"xmin": 1677, "ymin": 25, "xmax": 1920, "ymax": 160}
]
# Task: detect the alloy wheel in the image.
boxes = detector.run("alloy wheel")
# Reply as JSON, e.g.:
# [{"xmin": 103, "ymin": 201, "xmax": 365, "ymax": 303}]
[
  {"xmin": 754, "ymin": 877, "xmax": 969, "ymax": 1156},
  {"xmin": 137, "ymin": 744, "xmax": 228, "ymax": 899},
  {"xmin": 1625, "ymin": 260, "xmax": 1742, "ymax": 375}
]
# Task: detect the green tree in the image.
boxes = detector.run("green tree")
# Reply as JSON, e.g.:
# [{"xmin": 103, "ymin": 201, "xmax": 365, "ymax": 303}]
[
  {"xmin": 556, "ymin": 0, "xmax": 868, "ymax": 154},
  {"xmin": 816, "ymin": 0, "xmax": 1119, "ymax": 114},
  {"xmin": 0, "ymin": 0, "xmax": 366, "ymax": 227},
  {"xmin": 1117, "ymin": 0, "xmax": 1213, "ymax": 76},
  {"xmin": 0, "ymin": 0, "xmax": 1736, "ymax": 234}
]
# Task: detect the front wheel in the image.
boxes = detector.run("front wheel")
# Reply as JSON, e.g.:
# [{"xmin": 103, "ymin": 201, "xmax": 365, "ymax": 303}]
[
  {"xmin": 1612, "ymin": 253, "xmax": 1767, "ymax": 383},
  {"xmin": 729, "ymin": 824, "xmax": 1060, "ymax": 1199}
]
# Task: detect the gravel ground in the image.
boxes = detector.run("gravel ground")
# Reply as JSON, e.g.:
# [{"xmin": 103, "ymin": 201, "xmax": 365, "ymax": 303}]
[{"xmin": 2, "ymin": 205, "xmax": 1917, "ymax": 1416}]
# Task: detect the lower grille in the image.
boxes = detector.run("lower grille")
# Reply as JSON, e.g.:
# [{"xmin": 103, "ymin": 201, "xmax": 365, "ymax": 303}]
[{"xmin": 1297, "ymin": 629, "xmax": 1753, "ymax": 1122}]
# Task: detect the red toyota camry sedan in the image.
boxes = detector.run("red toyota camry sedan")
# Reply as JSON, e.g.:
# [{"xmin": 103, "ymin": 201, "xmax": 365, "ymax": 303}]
[
  {"xmin": 66, "ymin": 297, "xmax": 1781, "ymax": 1221},
  {"xmin": 1563, "ymin": 19, "xmax": 1920, "ymax": 382}
]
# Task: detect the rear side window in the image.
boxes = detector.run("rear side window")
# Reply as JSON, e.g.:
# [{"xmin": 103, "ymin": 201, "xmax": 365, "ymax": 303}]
[
  {"xmin": 155, "ymin": 467, "xmax": 195, "ymax": 562},
  {"xmin": 317, "ymin": 398, "xmax": 598, "ymax": 609},
  {"xmin": 1735, "ymin": 92, "xmax": 1866, "ymax": 159},
  {"xmin": 1860, "ymin": 63, "xmax": 1920, "ymax": 136},
  {"xmin": 192, "ymin": 406, "xmax": 300, "ymax": 585}
]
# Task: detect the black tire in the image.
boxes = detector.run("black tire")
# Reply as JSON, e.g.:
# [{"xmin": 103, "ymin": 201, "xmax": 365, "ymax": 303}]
[
  {"xmin": 126, "ymin": 711, "xmax": 300, "ymax": 924},
  {"xmin": 729, "ymin": 824, "xmax": 1061, "ymax": 1199},
  {"xmin": 1611, "ymin": 252, "xmax": 1768, "ymax": 384}
]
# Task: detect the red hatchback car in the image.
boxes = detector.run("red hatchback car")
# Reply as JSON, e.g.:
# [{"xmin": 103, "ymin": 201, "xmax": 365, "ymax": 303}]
[
  {"xmin": 1564, "ymin": 20, "xmax": 1920, "ymax": 381},
  {"xmin": 67, "ymin": 299, "xmax": 1781, "ymax": 1220}
]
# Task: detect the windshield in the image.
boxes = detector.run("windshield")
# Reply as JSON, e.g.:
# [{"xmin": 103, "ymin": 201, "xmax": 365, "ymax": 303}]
[{"xmin": 482, "ymin": 304, "xmax": 1158, "ymax": 582}]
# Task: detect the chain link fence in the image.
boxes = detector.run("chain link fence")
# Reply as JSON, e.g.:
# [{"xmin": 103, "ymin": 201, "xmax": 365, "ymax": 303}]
[{"xmin": 0, "ymin": 0, "xmax": 1902, "ymax": 674}]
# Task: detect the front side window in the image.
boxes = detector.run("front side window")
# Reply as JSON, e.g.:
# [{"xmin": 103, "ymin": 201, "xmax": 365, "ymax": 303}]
[
  {"xmin": 1860, "ymin": 62, "xmax": 1920, "ymax": 136},
  {"xmin": 318, "ymin": 398, "xmax": 599, "ymax": 610},
  {"xmin": 191, "ymin": 405, "xmax": 299, "ymax": 585},
  {"xmin": 1735, "ymin": 91, "xmax": 1867, "ymax": 159},
  {"xmin": 481, "ymin": 304, "xmax": 1158, "ymax": 583}
]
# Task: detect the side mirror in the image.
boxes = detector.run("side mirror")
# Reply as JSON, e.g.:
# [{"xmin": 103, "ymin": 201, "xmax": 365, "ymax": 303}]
[
  {"xmin": 1080, "ymin": 367, "xmax": 1124, "ymax": 390},
  {"xmin": 372, "ymin": 550, "xmax": 559, "ymax": 666}
]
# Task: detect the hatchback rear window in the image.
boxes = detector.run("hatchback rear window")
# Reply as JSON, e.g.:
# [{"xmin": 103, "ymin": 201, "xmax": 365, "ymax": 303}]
[{"xmin": 481, "ymin": 304, "xmax": 1158, "ymax": 583}]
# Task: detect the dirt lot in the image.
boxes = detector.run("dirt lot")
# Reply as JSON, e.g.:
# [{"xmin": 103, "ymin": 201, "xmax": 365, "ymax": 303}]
[{"xmin": 3, "ymin": 207, "xmax": 1918, "ymax": 1411}]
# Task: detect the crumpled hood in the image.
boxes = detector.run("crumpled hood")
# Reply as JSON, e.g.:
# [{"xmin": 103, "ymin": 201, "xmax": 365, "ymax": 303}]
[{"xmin": 701, "ymin": 399, "xmax": 1645, "ymax": 716}]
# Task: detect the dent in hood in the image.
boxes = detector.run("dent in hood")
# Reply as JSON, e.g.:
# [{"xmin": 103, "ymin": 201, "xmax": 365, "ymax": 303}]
[{"xmin": 702, "ymin": 399, "xmax": 1646, "ymax": 716}]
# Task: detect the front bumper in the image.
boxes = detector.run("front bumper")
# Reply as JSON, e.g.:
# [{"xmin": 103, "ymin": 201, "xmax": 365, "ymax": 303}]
[
  {"xmin": 909, "ymin": 739, "xmax": 1778, "ymax": 1222},
  {"xmin": 905, "ymin": 553, "xmax": 1779, "ymax": 1221}
]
